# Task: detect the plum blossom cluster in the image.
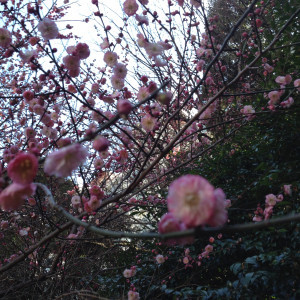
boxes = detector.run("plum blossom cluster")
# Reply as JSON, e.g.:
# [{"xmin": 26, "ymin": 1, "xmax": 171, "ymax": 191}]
[
  {"xmin": 111, "ymin": 62, "xmax": 128, "ymax": 90},
  {"xmin": 266, "ymin": 75, "xmax": 299, "ymax": 110},
  {"xmin": 70, "ymin": 185, "xmax": 104, "ymax": 213},
  {"xmin": 0, "ymin": 152, "xmax": 38, "ymax": 211},
  {"xmin": 158, "ymin": 175, "xmax": 230, "ymax": 245},
  {"xmin": 63, "ymin": 43, "xmax": 90, "ymax": 77},
  {"xmin": 123, "ymin": 266, "xmax": 137, "ymax": 278},
  {"xmin": 253, "ymin": 192, "xmax": 286, "ymax": 222},
  {"xmin": 137, "ymin": 33, "xmax": 172, "ymax": 67},
  {"xmin": 128, "ymin": 290, "xmax": 140, "ymax": 300},
  {"xmin": 177, "ymin": 240, "xmax": 216, "ymax": 269},
  {"xmin": 240, "ymin": 105, "xmax": 255, "ymax": 120}
]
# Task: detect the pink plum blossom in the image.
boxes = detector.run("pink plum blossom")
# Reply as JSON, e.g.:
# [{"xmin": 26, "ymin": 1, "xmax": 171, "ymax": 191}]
[
  {"xmin": 196, "ymin": 60, "xmax": 205, "ymax": 72},
  {"xmin": 103, "ymin": 51, "xmax": 118, "ymax": 67},
  {"xmin": 23, "ymin": 90, "xmax": 34, "ymax": 102},
  {"xmin": 128, "ymin": 291, "xmax": 140, "ymax": 300},
  {"xmin": 294, "ymin": 79, "xmax": 300, "ymax": 91},
  {"xmin": 74, "ymin": 43, "xmax": 90, "ymax": 59},
  {"xmin": 28, "ymin": 197, "xmax": 36, "ymax": 206},
  {"xmin": 113, "ymin": 63, "xmax": 128, "ymax": 79},
  {"xmin": 66, "ymin": 45, "xmax": 76, "ymax": 54},
  {"xmin": 0, "ymin": 183, "xmax": 36, "ymax": 211},
  {"xmin": 37, "ymin": 18, "xmax": 59, "ymax": 40},
  {"xmin": 89, "ymin": 185, "xmax": 104, "ymax": 199},
  {"xmin": 275, "ymin": 75, "xmax": 292, "ymax": 85},
  {"xmin": 137, "ymin": 86, "xmax": 149, "ymax": 102},
  {"xmin": 116, "ymin": 149, "xmax": 129, "ymax": 164},
  {"xmin": 141, "ymin": 114, "xmax": 156, "ymax": 132},
  {"xmin": 63, "ymin": 55, "xmax": 80, "ymax": 71},
  {"xmin": 196, "ymin": 47, "xmax": 205, "ymax": 57},
  {"xmin": 19, "ymin": 228, "xmax": 29, "ymax": 236},
  {"xmin": 137, "ymin": 33, "xmax": 147, "ymax": 48},
  {"xmin": 84, "ymin": 195, "xmax": 101, "ymax": 212},
  {"xmin": 277, "ymin": 194, "xmax": 283, "ymax": 202},
  {"xmin": 264, "ymin": 206, "xmax": 273, "ymax": 220},
  {"xmin": 68, "ymin": 68, "xmax": 80, "ymax": 77},
  {"xmin": 280, "ymin": 97, "xmax": 294, "ymax": 108},
  {"xmin": 167, "ymin": 175, "xmax": 216, "ymax": 228},
  {"xmin": 100, "ymin": 37, "xmax": 109, "ymax": 49},
  {"xmin": 123, "ymin": 268, "xmax": 136, "ymax": 278},
  {"xmin": 268, "ymin": 91, "xmax": 280, "ymax": 104},
  {"xmin": 264, "ymin": 63, "xmax": 274, "ymax": 73},
  {"xmin": 123, "ymin": 0, "xmax": 139, "ymax": 17},
  {"xmin": 241, "ymin": 105, "xmax": 255, "ymax": 120},
  {"xmin": 156, "ymin": 91, "xmax": 172, "ymax": 105},
  {"xmin": 145, "ymin": 42, "xmax": 164, "ymax": 58},
  {"xmin": 265, "ymin": 194, "xmax": 278, "ymax": 206},
  {"xmin": 94, "ymin": 157, "xmax": 104, "ymax": 170},
  {"xmin": 283, "ymin": 184, "xmax": 292, "ymax": 196},
  {"xmin": 241, "ymin": 105, "xmax": 255, "ymax": 115},
  {"xmin": 44, "ymin": 143, "xmax": 88, "ymax": 177},
  {"xmin": 183, "ymin": 256, "xmax": 189, "ymax": 264},
  {"xmin": 0, "ymin": 28, "xmax": 12, "ymax": 48},
  {"xmin": 71, "ymin": 195, "xmax": 81, "ymax": 209},
  {"xmin": 156, "ymin": 254, "xmax": 165, "ymax": 264},
  {"xmin": 8, "ymin": 152, "xmax": 38, "ymax": 185},
  {"xmin": 111, "ymin": 75, "xmax": 125, "ymax": 90},
  {"xmin": 205, "ymin": 244, "xmax": 213, "ymax": 253}
]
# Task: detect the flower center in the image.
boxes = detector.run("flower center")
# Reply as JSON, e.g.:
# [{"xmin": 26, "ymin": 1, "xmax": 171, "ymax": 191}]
[{"xmin": 185, "ymin": 192, "xmax": 199, "ymax": 206}]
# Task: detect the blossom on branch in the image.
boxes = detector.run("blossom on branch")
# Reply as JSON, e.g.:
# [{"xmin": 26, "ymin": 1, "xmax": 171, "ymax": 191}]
[
  {"xmin": 141, "ymin": 114, "xmax": 156, "ymax": 132},
  {"xmin": 123, "ymin": 0, "xmax": 139, "ymax": 17},
  {"xmin": 37, "ymin": 18, "xmax": 59, "ymax": 40},
  {"xmin": 103, "ymin": 51, "xmax": 118, "ymax": 67},
  {"xmin": 167, "ymin": 175, "xmax": 216, "ymax": 228},
  {"xmin": 44, "ymin": 143, "xmax": 88, "ymax": 177}
]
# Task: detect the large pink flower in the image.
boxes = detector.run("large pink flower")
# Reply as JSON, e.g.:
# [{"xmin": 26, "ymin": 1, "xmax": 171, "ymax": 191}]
[
  {"xmin": 104, "ymin": 51, "xmax": 118, "ymax": 67},
  {"xmin": 141, "ymin": 114, "xmax": 156, "ymax": 132},
  {"xmin": 44, "ymin": 143, "xmax": 88, "ymax": 177},
  {"xmin": 37, "ymin": 18, "xmax": 59, "ymax": 40},
  {"xmin": 7, "ymin": 152, "xmax": 38, "ymax": 185},
  {"xmin": 167, "ymin": 175, "xmax": 216, "ymax": 228},
  {"xmin": 0, "ymin": 183, "xmax": 36, "ymax": 211},
  {"xmin": 123, "ymin": 0, "xmax": 139, "ymax": 17},
  {"xmin": 74, "ymin": 43, "xmax": 90, "ymax": 59}
]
